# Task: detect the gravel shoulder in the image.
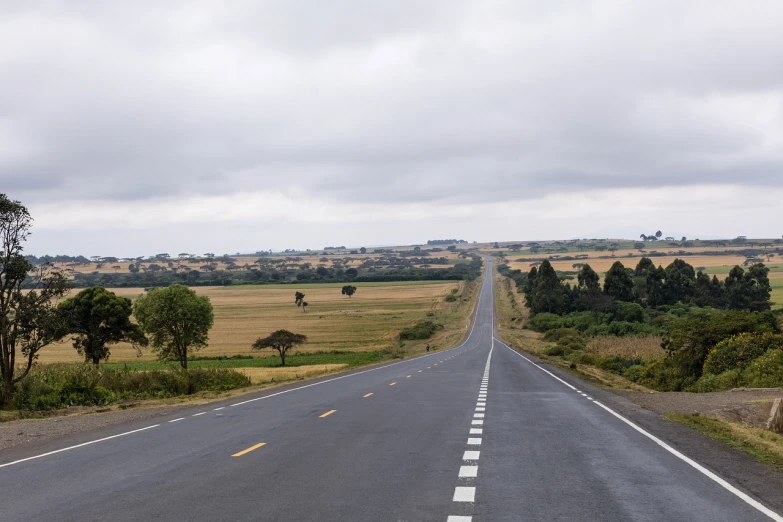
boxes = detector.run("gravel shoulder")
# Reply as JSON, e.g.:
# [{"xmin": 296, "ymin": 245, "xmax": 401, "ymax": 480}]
[{"xmin": 614, "ymin": 388, "xmax": 783, "ymax": 428}]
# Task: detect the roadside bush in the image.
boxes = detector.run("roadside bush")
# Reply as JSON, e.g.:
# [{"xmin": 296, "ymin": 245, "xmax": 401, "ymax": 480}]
[
  {"xmin": 636, "ymin": 360, "xmax": 690, "ymax": 391},
  {"xmin": 543, "ymin": 328, "xmax": 580, "ymax": 342},
  {"xmin": 10, "ymin": 365, "xmax": 251, "ymax": 411},
  {"xmin": 545, "ymin": 346, "xmax": 569, "ymax": 357},
  {"xmin": 622, "ymin": 364, "xmax": 646, "ymax": 383},
  {"xmin": 557, "ymin": 335, "xmax": 587, "ymax": 352},
  {"xmin": 741, "ymin": 350, "xmax": 783, "ymax": 388},
  {"xmin": 399, "ymin": 320, "xmax": 444, "ymax": 340},
  {"xmin": 583, "ymin": 321, "xmax": 659, "ymax": 337},
  {"xmin": 687, "ymin": 370, "xmax": 742, "ymax": 393},
  {"xmin": 575, "ymin": 352, "xmax": 597, "ymax": 365},
  {"xmin": 662, "ymin": 309, "xmax": 779, "ymax": 381},
  {"xmin": 703, "ymin": 332, "xmax": 783, "ymax": 375},
  {"xmin": 444, "ymin": 294, "xmax": 457, "ymax": 302}
]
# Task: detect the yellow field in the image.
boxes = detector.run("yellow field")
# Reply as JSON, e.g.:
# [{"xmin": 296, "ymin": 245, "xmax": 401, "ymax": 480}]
[
  {"xmin": 235, "ymin": 364, "xmax": 348, "ymax": 384},
  {"xmin": 41, "ymin": 280, "xmax": 478, "ymax": 364}
]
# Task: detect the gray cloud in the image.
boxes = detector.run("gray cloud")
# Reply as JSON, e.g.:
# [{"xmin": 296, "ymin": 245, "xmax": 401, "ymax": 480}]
[{"xmin": 1, "ymin": 0, "xmax": 782, "ymax": 253}]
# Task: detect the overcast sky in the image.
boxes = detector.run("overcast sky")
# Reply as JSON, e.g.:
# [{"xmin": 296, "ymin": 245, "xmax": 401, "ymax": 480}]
[{"xmin": 2, "ymin": 1, "xmax": 782, "ymax": 257}]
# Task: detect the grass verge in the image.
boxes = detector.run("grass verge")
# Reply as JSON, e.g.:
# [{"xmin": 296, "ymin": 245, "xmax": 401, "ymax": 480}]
[{"xmin": 665, "ymin": 413, "xmax": 783, "ymax": 472}]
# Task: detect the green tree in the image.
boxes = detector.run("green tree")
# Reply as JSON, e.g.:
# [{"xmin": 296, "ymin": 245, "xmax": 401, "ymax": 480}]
[
  {"xmin": 577, "ymin": 264, "xmax": 600, "ymax": 292},
  {"xmin": 133, "ymin": 284, "xmax": 214, "ymax": 369},
  {"xmin": 603, "ymin": 261, "xmax": 634, "ymax": 302},
  {"xmin": 252, "ymin": 329, "xmax": 307, "ymax": 366},
  {"xmin": 345, "ymin": 268, "xmax": 358, "ymax": 278},
  {"xmin": 725, "ymin": 264, "xmax": 771, "ymax": 312},
  {"xmin": 655, "ymin": 230, "xmax": 662, "ymax": 239},
  {"xmin": 341, "ymin": 285, "xmax": 357, "ymax": 298},
  {"xmin": 634, "ymin": 257, "xmax": 656, "ymax": 277},
  {"xmin": 0, "ymin": 195, "xmax": 69, "ymax": 406},
  {"xmin": 522, "ymin": 266, "xmax": 538, "ymax": 308},
  {"xmin": 663, "ymin": 259, "xmax": 696, "ymax": 305},
  {"xmin": 530, "ymin": 260, "xmax": 566, "ymax": 314},
  {"xmin": 58, "ymin": 287, "xmax": 148, "ymax": 366}
]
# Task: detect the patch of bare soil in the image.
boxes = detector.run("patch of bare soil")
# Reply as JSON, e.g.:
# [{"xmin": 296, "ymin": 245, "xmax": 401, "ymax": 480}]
[{"xmin": 616, "ymin": 389, "xmax": 783, "ymax": 428}]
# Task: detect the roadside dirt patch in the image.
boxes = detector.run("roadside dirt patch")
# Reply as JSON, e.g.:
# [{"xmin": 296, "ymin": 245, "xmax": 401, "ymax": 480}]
[{"xmin": 616, "ymin": 389, "xmax": 783, "ymax": 428}]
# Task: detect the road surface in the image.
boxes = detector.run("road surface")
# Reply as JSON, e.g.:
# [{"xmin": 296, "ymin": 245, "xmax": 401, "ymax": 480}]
[{"xmin": 0, "ymin": 260, "xmax": 781, "ymax": 521}]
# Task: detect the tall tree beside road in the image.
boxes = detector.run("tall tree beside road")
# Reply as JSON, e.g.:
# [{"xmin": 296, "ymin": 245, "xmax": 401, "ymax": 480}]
[
  {"xmin": 133, "ymin": 284, "xmax": 214, "ymax": 369},
  {"xmin": 0, "ymin": 194, "xmax": 69, "ymax": 406},
  {"xmin": 341, "ymin": 285, "xmax": 357, "ymax": 298},
  {"xmin": 58, "ymin": 286, "xmax": 148, "ymax": 366}
]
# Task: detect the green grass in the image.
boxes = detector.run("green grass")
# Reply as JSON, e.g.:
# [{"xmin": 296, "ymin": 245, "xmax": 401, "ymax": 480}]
[
  {"xmin": 665, "ymin": 414, "xmax": 783, "ymax": 471},
  {"xmin": 100, "ymin": 351, "xmax": 382, "ymax": 371}
]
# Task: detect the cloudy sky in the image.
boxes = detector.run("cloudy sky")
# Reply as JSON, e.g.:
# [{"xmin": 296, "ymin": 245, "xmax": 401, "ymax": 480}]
[{"xmin": 2, "ymin": 1, "xmax": 782, "ymax": 257}]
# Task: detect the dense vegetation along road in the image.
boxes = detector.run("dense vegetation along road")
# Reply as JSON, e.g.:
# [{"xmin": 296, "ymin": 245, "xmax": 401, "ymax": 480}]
[{"xmin": 0, "ymin": 261, "xmax": 781, "ymax": 521}]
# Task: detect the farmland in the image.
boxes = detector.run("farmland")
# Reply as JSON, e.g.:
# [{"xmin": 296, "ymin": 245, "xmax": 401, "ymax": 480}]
[{"xmin": 41, "ymin": 279, "xmax": 479, "ymax": 365}]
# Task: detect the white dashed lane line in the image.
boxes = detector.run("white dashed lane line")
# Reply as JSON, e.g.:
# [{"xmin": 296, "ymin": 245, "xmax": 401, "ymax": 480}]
[{"xmin": 448, "ymin": 343, "xmax": 492, "ymax": 522}]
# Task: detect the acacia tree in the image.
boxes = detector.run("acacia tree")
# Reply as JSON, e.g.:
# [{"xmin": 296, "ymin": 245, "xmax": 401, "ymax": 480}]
[
  {"xmin": 295, "ymin": 291, "xmax": 308, "ymax": 312},
  {"xmin": 341, "ymin": 285, "xmax": 357, "ymax": 298},
  {"xmin": 133, "ymin": 284, "xmax": 213, "ymax": 369},
  {"xmin": 0, "ymin": 195, "xmax": 69, "ymax": 406},
  {"xmin": 252, "ymin": 329, "xmax": 307, "ymax": 366},
  {"xmin": 58, "ymin": 287, "xmax": 148, "ymax": 366}
]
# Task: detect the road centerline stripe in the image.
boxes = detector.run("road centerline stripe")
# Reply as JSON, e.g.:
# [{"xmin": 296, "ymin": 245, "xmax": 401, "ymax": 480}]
[
  {"xmin": 363, "ymin": 393, "xmax": 374, "ymax": 398},
  {"xmin": 319, "ymin": 409, "xmax": 337, "ymax": 418},
  {"xmin": 232, "ymin": 442, "xmax": 266, "ymax": 457}
]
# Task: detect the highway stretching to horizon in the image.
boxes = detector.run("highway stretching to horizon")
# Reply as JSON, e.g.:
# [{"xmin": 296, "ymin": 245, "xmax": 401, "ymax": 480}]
[{"xmin": 1, "ymin": 259, "xmax": 782, "ymax": 521}]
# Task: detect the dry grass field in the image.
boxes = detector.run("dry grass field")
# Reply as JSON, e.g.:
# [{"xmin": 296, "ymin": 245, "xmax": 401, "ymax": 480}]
[
  {"xmin": 586, "ymin": 336, "xmax": 666, "ymax": 363},
  {"xmin": 235, "ymin": 364, "xmax": 348, "ymax": 384},
  {"xmin": 41, "ymin": 280, "xmax": 477, "ymax": 364}
]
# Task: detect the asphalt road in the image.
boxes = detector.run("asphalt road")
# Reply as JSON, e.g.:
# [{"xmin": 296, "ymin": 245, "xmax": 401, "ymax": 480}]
[{"xmin": 1, "ymin": 261, "xmax": 782, "ymax": 521}]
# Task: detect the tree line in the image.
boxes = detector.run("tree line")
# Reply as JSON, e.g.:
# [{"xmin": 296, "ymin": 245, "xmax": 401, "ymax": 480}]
[{"xmin": 512, "ymin": 257, "xmax": 772, "ymax": 316}]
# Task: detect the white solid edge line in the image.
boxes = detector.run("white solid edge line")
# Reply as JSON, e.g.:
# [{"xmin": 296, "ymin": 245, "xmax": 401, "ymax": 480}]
[
  {"xmin": 0, "ymin": 425, "xmax": 160, "ymax": 469},
  {"xmin": 495, "ymin": 336, "xmax": 783, "ymax": 522}
]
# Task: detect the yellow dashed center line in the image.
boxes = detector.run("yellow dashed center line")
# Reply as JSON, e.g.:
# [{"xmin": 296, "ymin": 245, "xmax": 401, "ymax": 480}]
[
  {"xmin": 389, "ymin": 382, "xmax": 397, "ymax": 386},
  {"xmin": 319, "ymin": 409, "xmax": 337, "ymax": 418},
  {"xmin": 406, "ymin": 375, "xmax": 412, "ymax": 378},
  {"xmin": 363, "ymin": 393, "xmax": 374, "ymax": 398},
  {"xmin": 232, "ymin": 442, "xmax": 266, "ymax": 457},
  {"xmin": 418, "ymin": 370, "xmax": 422, "ymax": 373}
]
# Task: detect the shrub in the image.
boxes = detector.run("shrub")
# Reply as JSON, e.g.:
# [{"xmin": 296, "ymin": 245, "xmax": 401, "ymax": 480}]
[
  {"xmin": 704, "ymin": 332, "xmax": 783, "ymax": 375},
  {"xmin": 10, "ymin": 365, "xmax": 251, "ymax": 411},
  {"xmin": 662, "ymin": 309, "xmax": 779, "ymax": 380},
  {"xmin": 613, "ymin": 302, "xmax": 645, "ymax": 323},
  {"xmin": 545, "ymin": 346, "xmax": 569, "ymax": 357},
  {"xmin": 543, "ymin": 328, "xmax": 580, "ymax": 342},
  {"xmin": 444, "ymin": 294, "xmax": 457, "ymax": 302},
  {"xmin": 687, "ymin": 370, "xmax": 742, "ymax": 392},
  {"xmin": 622, "ymin": 364, "xmax": 646, "ymax": 382},
  {"xmin": 557, "ymin": 335, "xmax": 587, "ymax": 351},
  {"xmin": 636, "ymin": 360, "xmax": 689, "ymax": 391},
  {"xmin": 399, "ymin": 320, "xmax": 443, "ymax": 340},
  {"xmin": 741, "ymin": 350, "xmax": 783, "ymax": 388}
]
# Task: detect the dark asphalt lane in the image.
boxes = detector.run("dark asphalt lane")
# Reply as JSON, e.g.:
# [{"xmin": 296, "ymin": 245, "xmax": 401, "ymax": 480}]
[{"xmin": 0, "ymin": 260, "xmax": 781, "ymax": 521}]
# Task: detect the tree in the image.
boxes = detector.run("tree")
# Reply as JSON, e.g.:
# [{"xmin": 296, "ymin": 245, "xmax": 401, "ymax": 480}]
[
  {"xmin": 252, "ymin": 330, "xmax": 307, "ymax": 366},
  {"xmin": 341, "ymin": 285, "xmax": 357, "ymax": 298},
  {"xmin": 725, "ymin": 264, "xmax": 772, "ymax": 312},
  {"xmin": 655, "ymin": 230, "xmax": 662, "ymax": 239},
  {"xmin": 530, "ymin": 260, "xmax": 566, "ymax": 314},
  {"xmin": 58, "ymin": 287, "xmax": 147, "ymax": 366},
  {"xmin": 360, "ymin": 247, "xmax": 367, "ymax": 254},
  {"xmin": 295, "ymin": 291, "xmax": 309, "ymax": 312},
  {"xmin": 0, "ymin": 195, "xmax": 69, "ymax": 406},
  {"xmin": 133, "ymin": 284, "xmax": 214, "ymax": 369},
  {"xmin": 345, "ymin": 268, "xmax": 358, "ymax": 278},
  {"xmin": 663, "ymin": 259, "xmax": 696, "ymax": 305},
  {"xmin": 603, "ymin": 261, "xmax": 634, "ymax": 302},
  {"xmin": 577, "ymin": 264, "xmax": 600, "ymax": 293}
]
